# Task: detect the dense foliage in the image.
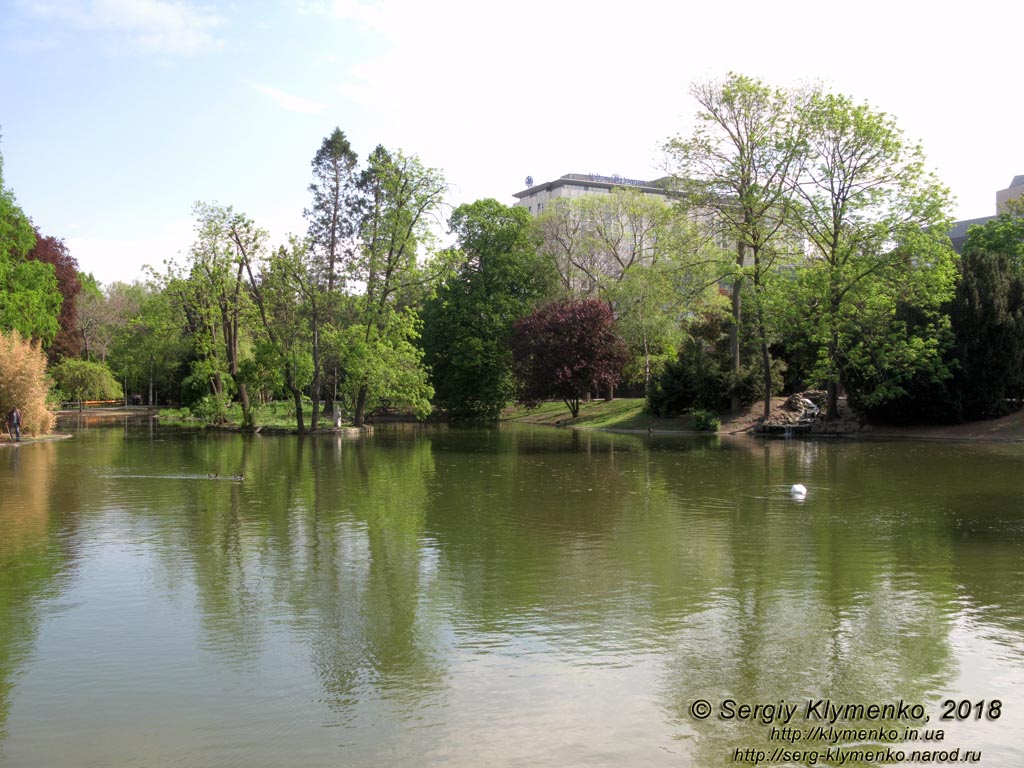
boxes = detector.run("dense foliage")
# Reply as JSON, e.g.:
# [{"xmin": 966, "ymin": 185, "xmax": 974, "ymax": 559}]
[
  {"xmin": 0, "ymin": 329, "xmax": 55, "ymax": 436},
  {"xmin": 510, "ymin": 299, "xmax": 630, "ymax": 418},
  {"xmin": 423, "ymin": 200, "xmax": 557, "ymax": 419},
  {"xmin": 2, "ymin": 81, "xmax": 1020, "ymax": 432},
  {"xmin": 50, "ymin": 358, "xmax": 121, "ymax": 410}
]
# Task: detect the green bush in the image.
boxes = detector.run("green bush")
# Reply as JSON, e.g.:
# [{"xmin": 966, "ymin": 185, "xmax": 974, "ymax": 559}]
[
  {"xmin": 691, "ymin": 409, "xmax": 720, "ymax": 432},
  {"xmin": 646, "ymin": 336, "xmax": 729, "ymax": 417},
  {"xmin": 191, "ymin": 393, "xmax": 231, "ymax": 424}
]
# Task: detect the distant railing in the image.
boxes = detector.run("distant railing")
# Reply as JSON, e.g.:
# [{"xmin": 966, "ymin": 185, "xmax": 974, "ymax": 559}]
[{"xmin": 60, "ymin": 399, "xmax": 127, "ymax": 409}]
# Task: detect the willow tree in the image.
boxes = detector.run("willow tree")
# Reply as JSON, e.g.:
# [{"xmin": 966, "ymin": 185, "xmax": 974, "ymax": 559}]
[
  {"xmin": 665, "ymin": 73, "xmax": 808, "ymax": 417},
  {"xmin": 793, "ymin": 91, "xmax": 956, "ymax": 419}
]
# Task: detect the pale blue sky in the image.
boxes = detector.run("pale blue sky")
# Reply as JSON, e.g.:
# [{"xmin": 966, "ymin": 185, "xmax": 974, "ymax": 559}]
[{"xmin": 2, "ymin": 0, "xmax": 1022, "ymax": 286}]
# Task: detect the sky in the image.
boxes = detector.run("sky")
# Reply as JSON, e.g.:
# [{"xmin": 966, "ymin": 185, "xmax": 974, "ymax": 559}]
[{"xmin": 1, "ymin": 0, "xmax": 1022, "ymax": 287}]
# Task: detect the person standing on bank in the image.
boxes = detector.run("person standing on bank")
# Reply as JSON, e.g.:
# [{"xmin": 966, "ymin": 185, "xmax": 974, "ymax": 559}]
[{"xmin": 7, "ymin": 405, "xmax": 22, "ymax": 442}]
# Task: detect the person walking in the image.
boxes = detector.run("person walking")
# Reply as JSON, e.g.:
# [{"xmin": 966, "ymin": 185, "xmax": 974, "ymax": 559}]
[{"xmin": 7, "ymin": 405, "xmax": 22, "ymax": 442}]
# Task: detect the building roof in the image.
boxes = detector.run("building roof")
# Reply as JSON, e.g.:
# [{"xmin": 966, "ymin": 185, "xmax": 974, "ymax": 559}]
[
  {"xmin": 948, "ymin": 215, "xmax": 996, "ymax": 252},
  {"xmin": 513, "ymin": 173, "xmax": 674, "ymax": 199},
  {"xmin": 1009, "ymin": 176, "xmax": 1024, "ymax": 190}
]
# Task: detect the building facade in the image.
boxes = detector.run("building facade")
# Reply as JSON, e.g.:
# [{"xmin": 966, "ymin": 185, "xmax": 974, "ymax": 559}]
[
  {"xmin": 512, "ymin": 173, "xmax": 674, "ymax": 216},
  {"xmin": 948, "ymin": 175, "xmax": 1024, "ymax": 252}
]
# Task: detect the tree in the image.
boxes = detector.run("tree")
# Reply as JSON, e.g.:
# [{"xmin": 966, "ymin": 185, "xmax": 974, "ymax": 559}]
[
  {"xmin": 306, "ymin": 128, "xmax": 361, "ymax": 293},
  {"xmin": 50, "ymin": 358, "xmax": 121, "ymax": 411},
  {"xmin": 536, "ymin": 188, "xmax": 715, "ymax": 392},
  {"xmin": 342, "ymin": 146, "xmax": 446, "ymax": 426},
  {"xmin": 665, "ymin": 73, "xmax": 807, "ymax": 417},
  {"xmin": 26, "ymin": 230, "xmax": 81, "ymax": 360},
  {"xmin": 510, "ymin": 298, "xmax": 630, "ymax": 419},
  {"xmin": 792, "ymin": 90, "xmax": 956, "ymax": 418},
  {"xmin": 328, "ymin": 307, "xmax": 433, "ymax": 421},
  {"xmin": 163, "ymin": 203, "xmax": 262, "ymax": 426},
  {"xmin": 944, "ymin": 209, "xmax": 1024, "ymax": 420},
  {"xmin": 422, "ymin": 199, "xmax": 557, "ymax": 419},
  {"xmin": 106, "ymin": 282, "xmax": 187, "ymax": 407},
  {"xmin": 1, "ymin": 150, "xmax": 63, "ymax": 346},
  {"xmin": 75, "ymin": 273, "xmax": 107, "ymax": 361},
  {"xmin": 241, "ymin": 238, "xmax": 315, "ymax": 432},
  {"xmin": 0, "ymin": 328, "xmax": 55, "ymax": 436},
  {"xmin": 304, "ymin": 128, "xmax": 362, "ymax": 428}
]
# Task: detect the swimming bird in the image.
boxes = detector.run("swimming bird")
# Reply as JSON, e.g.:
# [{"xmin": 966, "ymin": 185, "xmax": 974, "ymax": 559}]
[
  {"xmin": 207, "ymin": 473, "xmax": 219, "ymax": 479},
  {"xmin": 790, "ymin": 483, "xmax": 807, "ymax": 498},
  {"xmin": 232, "ymin": 473, "xmax": 245, "ymax": 481}
]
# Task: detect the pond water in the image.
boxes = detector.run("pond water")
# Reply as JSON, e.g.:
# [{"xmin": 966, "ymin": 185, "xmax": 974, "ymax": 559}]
[{"xmin": 1, "ymin": 419, "xmax": 1023, "ymax": 766}]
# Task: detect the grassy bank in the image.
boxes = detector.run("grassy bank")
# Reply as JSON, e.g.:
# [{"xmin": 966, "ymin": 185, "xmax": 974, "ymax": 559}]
[{"xmin": 501, "ymin": 398, "xmax": 695, "ymax": 431}]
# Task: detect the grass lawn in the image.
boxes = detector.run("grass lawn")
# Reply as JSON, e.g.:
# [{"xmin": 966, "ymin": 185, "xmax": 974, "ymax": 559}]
[
  {"xmin": 158, "ymin": 401, "xmax": 351, "ymax": 429},
  {"xmin": 502, "ymin": 398, "xmax": 693, "ymax": 431}
]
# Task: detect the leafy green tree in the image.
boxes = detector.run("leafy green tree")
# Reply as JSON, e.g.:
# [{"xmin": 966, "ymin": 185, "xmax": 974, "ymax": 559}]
[
  {"xmin": 241, "ymin": 238, "xmax": 315, "ymax": 432},
  {"xmin": 536, "ymin": 188, "xmax": 715, "ymax": 391},
  {"xmin": 945, "ymin": 210, "xmax": 1024, "ymax": 420},
  {"xmin": 1, "ymin": 147, "xmax": 61, "ymax": 346},
  {"xmin": 106, "ymin": 282, "xmax": 187, "ymax": 407},
  {"xmin": 0, "ymin": 257, "xmax": 60, "ymax": 345},
  {"xmin": 792, "ymin": 90, "xmax": 956, "ymax": 418},
  {"xmin": 163, "ymin": 203, "xmax": 263, "ymax": 426},
  {"xmin": 50, "ymin": 358, "xmax": 121, "ymax": 411},
  {"xmin": 646, "ymin": 313, "xmax": 732, "ymax": 416},
  {"xmin": 422, "ymin": 199, "xmax": 556, "ymax": 419},
  {"xmin": 342, "ymin": 146, "xmax": 446, "ymax": 426},
  {"xmin": 665, "ymin": 73, "xmax": 807, "ymax": 417},
  {"xmin": 304, "ymin": 128, "xmax": 362, "ymax": 427},
  {"xmin": 963, "ymin": 200, "xmax": 1024, "ymax": 264},
  {"xmin": 328, "ymin": 307, "xmax": 433, "ymax": 420}
]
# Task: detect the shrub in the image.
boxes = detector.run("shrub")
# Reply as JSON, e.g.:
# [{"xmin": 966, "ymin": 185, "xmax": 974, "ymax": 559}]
[
  {"xmin": 191, "ymin": 393, "xmax": 231, "ymax": 424},
  {"xmin": 691, "ymin": 409, "xmax": 721, "ymax": 432},
  {"xmin": 646, "ymin": 336, "xmax": 729, "ymax": 417},
  {"xmin": 0, "ymin": 329, "xmax": 56, "ymax": 436},
  {"xmin": 49, "ymin": 359, "xmax": 121, "ymax": 409}
]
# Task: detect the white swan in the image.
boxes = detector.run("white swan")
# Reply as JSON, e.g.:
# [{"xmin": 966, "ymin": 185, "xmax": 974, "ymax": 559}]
[{"xmin": 790, "ymin": 483, "xmax": 807, "ymax": 498}]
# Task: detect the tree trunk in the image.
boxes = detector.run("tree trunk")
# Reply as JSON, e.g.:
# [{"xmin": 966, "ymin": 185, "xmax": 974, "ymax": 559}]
[
  {"xmin": 730, "ymin": 241, "xmax": 745, "ymax": 413},
  {"xmin": 238, "ymin": 382, "xmax": 252, "ymax": 427},
  {"xmin": 286, "ymin": 364, "xmax": 305, "ymax": 433},
  {"xmin": 291, "ymin": 385, "xmax": 305, "ymax": 433},
  {"xmin": 753, "ymin": 254, "xmax": 772, "ymax": 421},
  {"xmin": 354, "ymin": 383, "xmax": 368, "ymax": 427},
  {"xmin": 759, "ymin": 324, "xmax": 772, "ymax": 421},
  {"xmin": 310, "ymin": 314, "xmax": 321, "ymax": 431},
  {"xmin": 826, "ymin": 379, "xmax": 840, "ymax": 420}
]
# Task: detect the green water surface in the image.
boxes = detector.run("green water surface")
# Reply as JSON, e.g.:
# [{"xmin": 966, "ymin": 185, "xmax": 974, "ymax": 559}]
[{"xmin": 1, "ymin": 420, "xmax": 1022, "ymax": 766}]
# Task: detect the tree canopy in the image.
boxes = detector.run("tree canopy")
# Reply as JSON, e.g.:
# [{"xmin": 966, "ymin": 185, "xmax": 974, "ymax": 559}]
[
  {"xmin": 510, "ymin": 298, "xmax": 630, "ymax": 419},
  {"xmin": 423, "ymin": 199, "xmax": 557, "ymax": 419}
]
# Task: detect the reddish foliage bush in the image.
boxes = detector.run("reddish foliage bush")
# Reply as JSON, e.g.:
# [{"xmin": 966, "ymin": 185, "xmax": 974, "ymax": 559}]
[{"xmin": 510, "ymin": 298, "xmax": 629, "ymax": 418}]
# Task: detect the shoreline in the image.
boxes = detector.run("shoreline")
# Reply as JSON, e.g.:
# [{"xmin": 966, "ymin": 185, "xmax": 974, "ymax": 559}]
[{"xmin": 503, "ymin": 396, "xmax": 1024, "ymax": 444}]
